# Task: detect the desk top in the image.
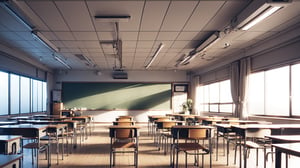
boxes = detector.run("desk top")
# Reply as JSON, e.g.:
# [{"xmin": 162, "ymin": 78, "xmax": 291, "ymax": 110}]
[
  {"xmin": 0, "ymin": 154, "xmax": 23, "ymax": 167},
  {"xmin": 172, "ymin": 125, "xmax": 214, "ymax": 129},
  {"xmin": 108, "ymin": 125, "xmax": 141, "ymax": 129},
  {"xmin": 0, "ymin": 124, "xmax": 48, "ymax": 130},
  {"xmin": 231, "ymin": 124, "xmax": 281, "ymax": 129},
  {"xmin": 0, "ymin": 135, "xmax": 22, "ymax": 141},
  {"xmin": 0, "ymin": 121, "xmax": 17, "ymax": 125},
  {"xmin": 267, "ymin": 135, "xmax": 300, "ymax": 143},
  {"xmin": 232, "ymin": 124, "xmax": 300, "ymax": 130},
  {"xmin": 272, "ymin": 142, "xmax": 300, "ymax": 156}
]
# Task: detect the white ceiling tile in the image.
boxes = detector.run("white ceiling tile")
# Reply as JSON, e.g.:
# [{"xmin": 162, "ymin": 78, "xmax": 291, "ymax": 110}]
[
  {"xmin": 73, "ymin": 32, "xmax": 98, "ymax": 41},
  {"xmin": 184, "ymin": 1, "xmax": 224, "ymax": 31},
  {"xmin": 137, "ymin": 41, "xmax": 154, "ymax": 48},
  {"xmin": 55, "ymin": 32, "xmax": 76, "ymax": 41},
  {"xmin": 121, "ymin": 32, "xmax": 138, "ymax": 40},
  {"xmin": 161, "ymin": 1, "xmax": 198, "ymax": 31},
  {"xmin": 157, "ymin": 32, "xmax": 179, "ymax": 40},
  {"xmin": 140, "ymin": 1, "xmax": 170, "ymax": 31},
  {"xmin": 139, "ymin": 32, "xmax": 158, "ymax": 40},
  {"xmin": 56, "ymin": 1, "xmax": 95, "ymax": 31},
  {"xmin": 26, "ymin": 1, "xmax": 69, "ymax": 31},
  {"xmin": 97, "ymin": 32, "xmax": 115, "ymax": 41}
]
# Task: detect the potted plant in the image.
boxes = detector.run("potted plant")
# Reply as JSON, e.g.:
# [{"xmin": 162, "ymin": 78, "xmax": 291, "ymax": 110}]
[{"xmin": 182, "ymin": 99, "xmax": 193, "ymax": 114}]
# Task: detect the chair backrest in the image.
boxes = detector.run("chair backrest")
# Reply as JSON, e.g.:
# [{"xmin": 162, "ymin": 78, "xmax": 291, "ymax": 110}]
[
  {"xmin": 116, "ymin": 118, "xmax": 132, "ymax": 122},
  {"xmin": 188, "ymin": 128, "xmax": 208, "ymax": 140},
  {"xmin": 162, "ymin": 121, "xmax": 176, "ymax": 129},
  {"xmin": 117, "ymin": 122, "xmax": 133, "ymax": 126},
  {"xmin": 156, "ymin": 117, "xmax": 170, "ymax": 121},
  {"xmin": 115, "ymin": 128, "xmax": 133, "ymax": 140}
]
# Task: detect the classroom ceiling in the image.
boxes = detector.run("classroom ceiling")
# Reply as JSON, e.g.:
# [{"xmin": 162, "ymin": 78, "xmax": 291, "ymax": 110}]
[{"xmin": 0, "ymin": 0, "xmax": 299, "ymax": 72}]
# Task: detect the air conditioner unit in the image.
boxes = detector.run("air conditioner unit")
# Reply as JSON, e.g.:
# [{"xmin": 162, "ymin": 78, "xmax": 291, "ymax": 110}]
[{"xmin": 112, "ymin": 70, "xmax": 128, "ymax": 79}]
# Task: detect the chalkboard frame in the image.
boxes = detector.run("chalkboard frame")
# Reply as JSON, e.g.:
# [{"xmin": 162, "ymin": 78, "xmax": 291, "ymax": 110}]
[{"xmin": 61, "ymin": 82, "xmax": 172, "ymax": 110}]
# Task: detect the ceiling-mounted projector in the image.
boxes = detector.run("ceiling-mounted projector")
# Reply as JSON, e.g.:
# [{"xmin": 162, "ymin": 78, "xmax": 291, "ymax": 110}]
[{"xmin": 112, "ymin": 69, "xmax": 128, "ymax": 79}]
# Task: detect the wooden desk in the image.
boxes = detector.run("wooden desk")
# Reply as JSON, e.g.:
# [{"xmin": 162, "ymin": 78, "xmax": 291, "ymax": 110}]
[
  {"xmin": 231, "ymin": 124, "xmax": 281, "ymax": 168},
  {"xmin": 0, "ymin": 121, "xmax": 17, "ymax": 126},
  {"xmin": 267, "ymin": 135, "xmax": 300, "ymax": 143},
  {"xmin": 272, "ymin": 143, "xmax": 300, "ymax": 168},
  {"xmin": 0, "ymin": 154, "xmax": 23, "ymax": 168},
  {"xmin": 0, "ymin": 124, "xmax": 48, "ymax": 139},
  {"xmin": 0, "ymin": 135, "xmax": 22, "ymax": 154}
]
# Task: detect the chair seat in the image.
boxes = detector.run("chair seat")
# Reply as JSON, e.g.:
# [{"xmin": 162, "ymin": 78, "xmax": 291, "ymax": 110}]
[
  {"xmin": 245, "ymin": 141, "xmax": 261, "ymax": 148},
  {"xmin": 112, "ymin": 142, "xmax": 136, "ymax": 148},
  {"xmin": 178, "ymin": 143, "xmax": 209, "ymax": 152}
]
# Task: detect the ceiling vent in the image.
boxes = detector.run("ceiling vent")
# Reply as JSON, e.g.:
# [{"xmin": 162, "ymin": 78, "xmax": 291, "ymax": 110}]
[{"xmin": 112, "ymin": 69, "xmax": 128, "ymax": 79}]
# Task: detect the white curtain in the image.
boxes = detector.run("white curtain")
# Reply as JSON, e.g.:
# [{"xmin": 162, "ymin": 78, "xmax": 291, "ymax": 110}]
[
  {"xmin": 191, "ymin": 75, "xmax": 200, "ymax": 115},
  {"xmin": 230, "ymin": 57, "xmax": 251, "ymax": 119}
]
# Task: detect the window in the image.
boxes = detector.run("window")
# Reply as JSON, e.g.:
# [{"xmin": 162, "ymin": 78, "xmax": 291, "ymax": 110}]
[
  {"xmin": 265, "ymin": 66, "xmax": 289, "ymax": 116},
  {"xmin": 20, "ymin": 76, "xmax": 30, "ymax": 114},
  {"xmin": 198, "ymin": 80, "xmax": 233, "ymax": 113},
  {"xmin": 292, "ymin": 64, "xmax": 300, "ymax": 116},
  {"xmin": 248, "ymin": 63, "xmax": 300, "ymax": 117},
  {"xmin": 0, "ymin": 71, "xmax": 8, "ymax": 115},
  {"xmin": 10, "ymin": 74, "xmax": 20, "ymax": 115},
  {"xmin": 0, "ymin": 70, "xmax": 47, "ymax": 115}
]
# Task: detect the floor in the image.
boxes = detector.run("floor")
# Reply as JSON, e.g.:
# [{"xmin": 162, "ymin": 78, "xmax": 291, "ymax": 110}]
[{"xmin": 20, "ymin": 123, "xmax": 299, "ymax": 168}]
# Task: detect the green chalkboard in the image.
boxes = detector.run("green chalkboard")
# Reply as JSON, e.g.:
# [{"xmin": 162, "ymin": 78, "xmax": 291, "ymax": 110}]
[{"xmin": 62, "ymin": 82, "xmax": 172, "ymax": 110}]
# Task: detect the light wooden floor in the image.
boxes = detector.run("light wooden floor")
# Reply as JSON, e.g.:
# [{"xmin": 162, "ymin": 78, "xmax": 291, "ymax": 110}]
[{"xmin": 21, "ymin": 123, "xmax": 299, "ymax": 168}]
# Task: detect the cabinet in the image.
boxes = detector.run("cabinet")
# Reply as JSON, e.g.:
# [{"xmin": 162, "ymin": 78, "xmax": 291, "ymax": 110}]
[
  {"xmin": 0, "ymin": 135, "xmax": 21, "ymax": 154},
  {"xmin": 52, "ymin": 102, "xmax": 63, "ymax": 116}
]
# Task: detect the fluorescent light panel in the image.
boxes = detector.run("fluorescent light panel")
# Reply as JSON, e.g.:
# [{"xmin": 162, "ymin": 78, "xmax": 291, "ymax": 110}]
[
  {"xmin": 145, "ymin": 43, "xmax": 164, "ymax": 69},
  {"xmin": 94, "ymin": 15, "xmax": 131, "ymax": 22},
  {"xmin": 54, "ymin": 55, "xmax": 71, "ymax": 69},
  {"xmin": 241, "ymin": 6, "xmax": 281, "ymax": 30},
  {"xmin": 32, "ymin": 31, "xmax": 59, "ymax": 53}
]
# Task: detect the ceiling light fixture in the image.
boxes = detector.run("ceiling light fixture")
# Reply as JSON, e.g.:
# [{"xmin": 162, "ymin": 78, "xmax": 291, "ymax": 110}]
[
  {"xmin": 241, "ymin": 6, "xmax": 281, "ymax": 30},
  {"xmin": 145, "ymin": 43, "xmax": 164, "ymax": 69},
  {"xmin": 232, "ymin": 0, "xmax": 291, "ymax": 30},
  {"xmin": 74, "ymin": 54, "xmax": 95, "ymax": 67},
  {"xmin": 178, "ymin": 31, "xmax": 220, "ymax": 66},
  {"xmin": 94, "ymin": 15, "xmax": 131, "ymax": 22},
  {"xmin": 54, "ymin": 55, "xmax": 71, "ymax": 69},
  {"xmin": 32, "ymin": 31, "xmax": 59, "ymax": 53}
]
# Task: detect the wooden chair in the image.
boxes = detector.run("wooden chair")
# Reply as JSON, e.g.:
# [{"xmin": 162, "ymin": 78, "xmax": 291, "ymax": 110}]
[
  {"xmin": 171, "ymin": 127, "xmax": 212, "ymax": 168},
  {"xmin": 22, "ymin": 138, "xmax": 50, "ymax": 168},
  {"xmin": 109, "ymin": 127, "xmax": 138, "ymax": 168}
]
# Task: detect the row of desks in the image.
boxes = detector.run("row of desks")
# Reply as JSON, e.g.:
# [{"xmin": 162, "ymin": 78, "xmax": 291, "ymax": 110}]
[
  {"xmin": 215, "ymin": 123, "xmax": 300, "ymax": 168},
  {"xmin": 149, "ymin": 114, "xmax": 300, "ymax": 168}
]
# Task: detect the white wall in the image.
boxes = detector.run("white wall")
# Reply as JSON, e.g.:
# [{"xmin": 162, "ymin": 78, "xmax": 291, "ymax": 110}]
[{"xmin": 54, "ymin": 70, "xmax": 188, "ymax": 122}]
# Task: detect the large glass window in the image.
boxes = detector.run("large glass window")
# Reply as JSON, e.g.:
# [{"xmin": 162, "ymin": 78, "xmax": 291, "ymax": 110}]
[
  {"xmin": 0, "ymin": 71, "xmax": 47, "ymax": 115},
  {"xmin": 31, "ymin": 79, "xmax": 38, "ymax": 113},
  {"xmin": 248, "ymin": 72, "xmax": 265, "ymax": 115},
  {"xmin": 10, "ymin": 74, "xmax": 20, "ymax": 114},
  {"xmin": 0, "ymin": 71, "xmax": 9, "ymax": 115},
  {"xmin": 198, "ymin": 80, "xmax": 233, "ymax": 113},
  {"xmin": 42, "ymin": 82, "xmax": 47, "ymax": 111},
  {"xmin": 291, "ymin": 64, "xmax": 300, "ymax": 116},
  {"xmin": 20, "ymin": 76, "xmax": 30, "ymax": 114},
  {"xmin": 265, "ymin": 66, "xmax": 289, "ymax": 116},
  {"xmin": 248, "ymin": 64, "xmax": 300, "ymax": 117}
]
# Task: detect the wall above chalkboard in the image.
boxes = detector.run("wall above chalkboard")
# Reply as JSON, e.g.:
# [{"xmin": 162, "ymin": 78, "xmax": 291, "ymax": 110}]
[{"xmin": 62, "ymin": 82, "xmax": 172, "ymax": 110}]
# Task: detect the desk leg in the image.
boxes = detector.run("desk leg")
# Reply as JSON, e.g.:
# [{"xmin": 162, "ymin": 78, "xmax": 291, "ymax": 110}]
[
  {"xmin": 243, "ymin": 137, "xmax": 247, "ymax": 168},
  {"xmin": 239, "ymin": 137, "xmax": 242, "ymax": 168},
  {"xmin": 275, "ymin": 148, "xmax": 282, "ymax": 168},
  {"xmin": 216, "ymin": 130, "xmax": 219, "ymax": 161}
]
